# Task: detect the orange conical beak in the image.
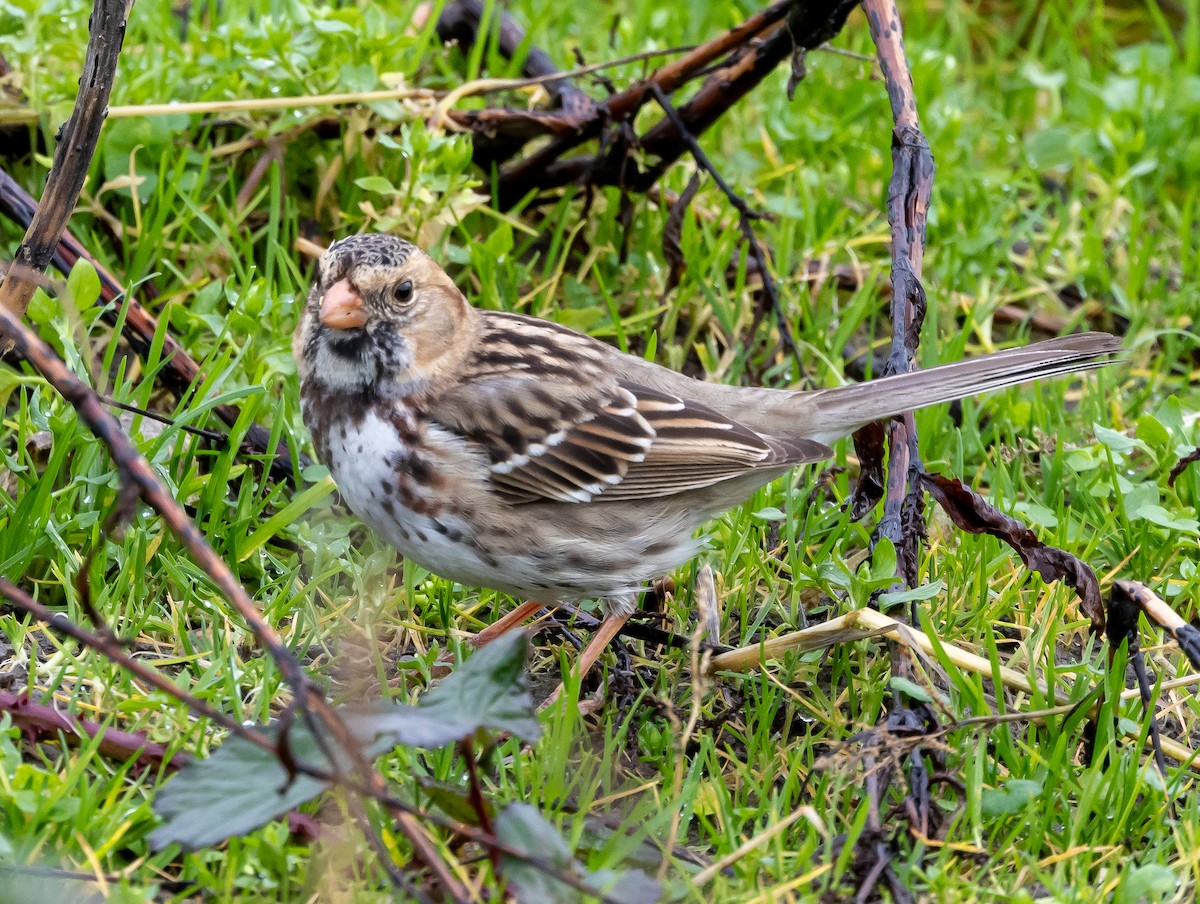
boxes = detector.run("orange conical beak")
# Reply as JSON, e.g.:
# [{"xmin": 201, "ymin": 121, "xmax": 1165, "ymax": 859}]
[{"xmin": 318, "ymin": 279, "xmax": 368, "ymax": 330}]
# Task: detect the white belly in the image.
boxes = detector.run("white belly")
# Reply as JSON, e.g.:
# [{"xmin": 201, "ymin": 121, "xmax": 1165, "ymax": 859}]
[
  {"xmin": 324, "ymin": 411, "xmax": 496, "ymax": 585},
  {"xmin": 319, "ymin": 409, "xmax": 704, "ymax": 608}
]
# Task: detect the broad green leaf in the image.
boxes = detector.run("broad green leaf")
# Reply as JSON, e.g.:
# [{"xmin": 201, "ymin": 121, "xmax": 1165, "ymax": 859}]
[
  {"xmin": 1136, "ymin": 414, "xmax": 1172, "ymax": 452},
  {"xmin": 65, "ymin": 260, "xmax": 101, "ymax": 311},
  {"xmin": 1115, "ymin": 864, "xmax": 1176, "ymax": 904},
  {"xmin": 877, "ymin": 580, "xmax": 944, "ymax": 607},
  {"xmin": 355, "ymin": 176, "xmax": 396, "ymax": 194},
  {"xmin": 1093, "ymin": 424, "xmax": 1142, "ymax": 454},
  {"xmin": 495, "ymin": 803, "xmax": 661, "ymax": 904},
  {"xmin": 151, "ymin": 633, "xmax": 536, "ymax": 850},
  {"xmin": 1136, "ymin": 504, "xmax": 1199, "ymax": 535},
  {"xmin": 980, "ymin": 779, "xmax": 1042, "ymax": 818},
  {"xmin": 868, "ymin": 536, "xmax": 897, "ymax": 583},
  {"xmin": 26, "ymin": 287, "xmax": 55, "ymax": 325},
  {"xmin": 424, "ymin": 632, "xmax": 539, "ymax": 739},
  {"xmin": 150, "ymin": 718, "xmax": 368, "ymax": 850}
]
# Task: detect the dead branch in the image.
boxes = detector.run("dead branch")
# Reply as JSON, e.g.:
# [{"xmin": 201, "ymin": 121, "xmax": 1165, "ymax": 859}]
[
  {"xmin": 493, "ymin": 0, "xmax": 860, "ymax": 207},
  {"xmin": 0, "ymin": 688, "xmax": 183, "ymax": 772},
  {"xmin": 630, "ymin": 1, "xmax": 860, "ymax": 191},
  {"xmin": 0, "ymin": 167, "xmax": 304, "ymax": 486},
  {"xmin": 437, "ymin": 0, "xmax": 594, "ymax": 117},
  {"xmin": 0, "ymin": 577, "xmax": 278, "ymax": 754},
  {"xmin": 835, "ymin": 5, "xmax": 938, "ymax": 898},
  {"xmin": 1111, "ymin": 579, "xmax": 1200, "ymax": 673},
  {"xmin": 861, "ymin": 0, "xmax": 935, "ymax": 591},
  {"xmin": 921, "ymin": 472, "xmax": 1104, "ymax": 633},
  {"xmin": 432, "ymin": 0, "xmax": 604, "ymax": 168},
  {"xmin": 0, "ymin": 0, "xmax": 128, "ymax": 328},
  {"xmin": 1104, "ymin": 581, "xmax": 1170, "ymax": 778}
]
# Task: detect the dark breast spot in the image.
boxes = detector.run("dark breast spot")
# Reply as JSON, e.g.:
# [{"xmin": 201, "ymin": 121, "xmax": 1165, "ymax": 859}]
[
  {"xmin": 386, "ymin": 411, "xmax": 419, "ymax": 442},
  {"xmin": 397, "ymin": 482, "xmax": 440, "ymax": 517},
  {"xmin": 411, "ymin": 457, "xmax": 433, "ymax": 484},
  {"xmin": 430, "ymin": 519, "xmax": 465, "ymax": 544},
  {"xmin": 392, "ymin": 448, "xmax": 447, "ymax": 492}
]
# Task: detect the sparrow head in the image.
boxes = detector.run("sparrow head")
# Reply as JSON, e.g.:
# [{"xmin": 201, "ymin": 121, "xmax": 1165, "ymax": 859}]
[{"xmin": 294, "ymin": 234, "xmax": 475, "ymax": 395}]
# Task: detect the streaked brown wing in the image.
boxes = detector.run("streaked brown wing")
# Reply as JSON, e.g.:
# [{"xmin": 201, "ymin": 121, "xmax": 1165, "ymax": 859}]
[
  {"xmin": 485, "ymin": 383, "xmax": 656, "ymax": 503},
  {"xmin": 434, "ymin": 310, "xmax": 829, "ymax": 504},
  {"xmin": 434, "ymin": 367, "xmax": 829, "ymax": 504},
  {"xmin": 597, "ymin": 384, "xmax": 831, "ymax": 500},
  {"xmin": 432, "ymin": 368, "xmax": 652, "ymax": 503}
]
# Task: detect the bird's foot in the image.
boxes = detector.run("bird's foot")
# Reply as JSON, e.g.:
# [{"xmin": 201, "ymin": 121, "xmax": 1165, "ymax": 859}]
[
  {"xmin": 539, "ymin": 611, "xmax": 632, "ymax": 711},
  {"xmin": 467, "ymin": 599, "xmax": 547, "ymax": 648}
]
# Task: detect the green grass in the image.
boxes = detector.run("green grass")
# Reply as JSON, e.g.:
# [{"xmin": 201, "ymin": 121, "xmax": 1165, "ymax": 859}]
[{"xmin": 2, "ymin": 0, "xmax": 1200, "ymax": 900}]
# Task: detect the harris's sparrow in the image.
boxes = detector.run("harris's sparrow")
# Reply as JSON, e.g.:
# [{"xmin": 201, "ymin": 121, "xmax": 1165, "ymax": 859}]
[{"xmin": 294, "ymin": 234, "xmax": 1120, "ymax": 685}]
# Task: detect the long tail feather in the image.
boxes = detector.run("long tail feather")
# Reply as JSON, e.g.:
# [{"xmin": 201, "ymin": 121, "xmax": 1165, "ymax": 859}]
[{"xmin": 796, "ymin": 332, "xmax": 1123, "ymax": 445}]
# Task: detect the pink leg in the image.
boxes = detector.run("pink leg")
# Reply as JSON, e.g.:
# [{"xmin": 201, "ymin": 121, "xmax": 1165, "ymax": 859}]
[
  {"xmin": 468, "ymin": 599, "xmax": 547, "ymax": 648},
  {"xmin": 540, "ymin": 612, "xmax": 631, "ymax": 710}
]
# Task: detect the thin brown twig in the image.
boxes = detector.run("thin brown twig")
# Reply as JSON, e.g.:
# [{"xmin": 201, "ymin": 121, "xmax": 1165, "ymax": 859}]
[
  {"xmin": 634, "ymin": 1, "xmax": 861, "ymax": 189},
  {"xmin": 98, "ymin": 395, "xmax": 228, "ymax": 441},
  {"xmin": 1169, "ymin": 446, "xmax": 1200, "ymax": 487},
  {"xmin": 461, "ymin": 735, "xmax": 501, "ymax": 875},
  {"xmin": 0, "ymin": 0, "xmax": 129, "ymax": 329},
  {"xmin": 837, "ymin": 4, "xmax": 937, "ymax": 900},
  {"xmin": 0, "ymin": 688, "xmax": 182, "ymax": 772},
  {"xmin": 234, "ymin": 137, "xmax": 284, "ymax": 213},
  {"xmin": 0, "ymin": 577, "xmax": 279, "ymax": 755},
  {"xmin": 0, "ymin": 314, "xmax": 305, "ymax": 678},
  {"xmin": 494, "ymin": 1, "xmax": 859, "ymax": 208},
  {"xmin": 647, "ymin": 82, "xmax": 801, "ymax": 369}
]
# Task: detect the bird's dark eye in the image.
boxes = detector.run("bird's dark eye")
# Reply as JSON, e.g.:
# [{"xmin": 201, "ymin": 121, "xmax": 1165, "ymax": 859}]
[{"xmin": 393, "ymin": 280, "xmax": 414, "ymax": 304}]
